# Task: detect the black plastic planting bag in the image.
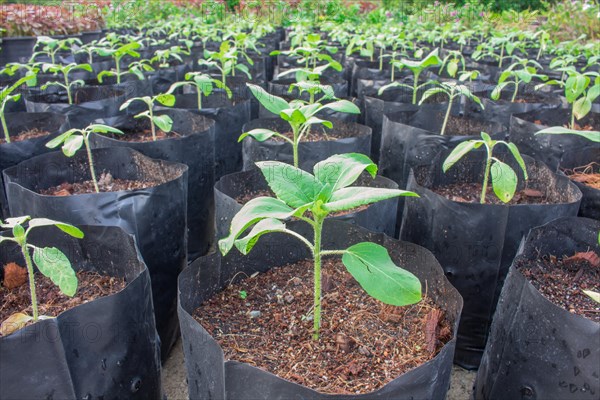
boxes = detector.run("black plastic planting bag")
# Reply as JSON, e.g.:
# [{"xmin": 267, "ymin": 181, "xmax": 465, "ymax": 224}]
[
  {"xmin": 0, "ymin": 225, "xmax": 162, "ymax": 400},
  {"xmin": 400, "ymin": 152, "xmax": 582, "ymax": 369},
  {"xmin": 178, "ymin": 220, "xmax": 463, "ymax": 400},
  {"xmin": 241, "ymin": 118, "xmax": 372, "ymax": 172},
  {"xmin": 146, "ymin": 64, "xmax": 190, "ymax": 95},
  {"xmin": 163, "ymin": 93, "xmax": 252, "ymax": 179},
  {"xmin": 2, "ymin": 147, "xmax": 188, "ymax": 360},
  {"xmin": 0, "ymin": 112, "xmax": 68, "ymax": 220},
  {"xmin": 24, "ymin": 86, "xmax": 129, "ymax": 129},
  {"xmin": 214, "ymin": 169, "xmax": 399, "ymax": 240},
  {"xmin": 479, "ymin": 90, "xmax": 562, "ymax": 125},
  {"xmin": 90, "ymin": 109, "xmax": 216, "ymax": 259},
  {"xmin": 474, "ymin": 217, "xmax": 600, "ymax": 400}
]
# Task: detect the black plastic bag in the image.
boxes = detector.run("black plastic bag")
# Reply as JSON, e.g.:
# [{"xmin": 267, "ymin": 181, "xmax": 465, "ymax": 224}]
[
  {"xmin": 178, "ymin": 220, "xmax": 463, "ymax": 400},
  {"xmin": 3, "ymin": 147, "xmax": 188, "ymax": 360},
  {"xmin": 241, "ymin": 118, "xmax": 372, "ymax": 171},
  {"xmin": 90, "ymin": 109, "xmax": 216, "ymax": 259},
  {"xmin": 400, "ymin": 151, "xmax": 582, "ymax": 369},
  {"xmin": 0, "ymin": 225, "xmax": 162, "ymax": 400},
  {"xmin": 474, "ymin": 217, "xmax": 600, "ymax": 400}
]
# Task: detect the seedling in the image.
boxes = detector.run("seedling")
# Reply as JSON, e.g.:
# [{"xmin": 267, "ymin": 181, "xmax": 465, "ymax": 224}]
[
  {"xmin": 378, "ymin": 49, "xmax": 442, "ymax": 104},
  {"xmin": 119, "ymin": 94, "xmax": 176, "ymax": 142},
  {"xmin": 438, "ymin": 50, "xmax": 466, "ymax": 78},
  {"xmin": 167, "ymin": 72, "xmax": 232, "ymax": 110},
  {"xmin": 98, "ymin": 58, "xmax": 154, "ymax": 83},
  {"xmin": 1, "ymin": 75, "xmax": 37, "ymax": 143},
  {"xmin": 240, "ymin": 84, "xmax": 360, "ymax": 168},
  {"xmin": 46, "ymin": 124, "xmax": 124, "ymax": 193},
  {"xmin": 30, "ymin": 36, "xmax": 82, "ymax": 64},
  {"xmin": 0, "ymin": 216, "xmax": 83, "ymax": 330},
  {"xmin": 41, "ymin": 63, "xmax": 92, "ymax": 105},
  {"xmin": 239, "ymin": 290, "xmax": 248, "ymax": 300},
  {"xmin": 150, "ymin": 46, "xmax": 186, "ymax": 68},
  {"xmin": 96, "ymin": 41, "xmax": 141, "ymax": 84},
  {"xmin": 219, "ymin": 153, "xmax": 422, "ymax": 339},
  {"xmin": 443, "ymin": 132, "xmax": 528, "ymax": 204},
  {"xmin": 199, "ymin": 41, "xmax": 251, "ymax": 88},
  {"xmin": 491, "ymin": 59, "xmax": 548, "ymax": 103},
  {"xmin": 272, "ymin": 33, "xmax": 341, "ymax": 72},
  {"xmin": 419, "ymin": 72, "xmax": 484, "ymax": 136}
]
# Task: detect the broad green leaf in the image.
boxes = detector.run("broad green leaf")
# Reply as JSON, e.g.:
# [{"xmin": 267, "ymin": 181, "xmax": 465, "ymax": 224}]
[
  {"xmin": 62, "ymin": 135, "xmax": 84, "ymax": 157},
  {"xmin": 588, "ymin": 84, "xmax": 600, "ymax": 102},
  {"xmin": 491, "ymin": 160, "xmax": 518, "ymax": 203},
  {"xmin": 420, "ymin": 87, "xmax": 448, "ymax": 104},
  {"xmin": 234, "ymin": 218, "xmax": 287, "ymax": 255},
  {"xmin": 573, "ymin": 97, "xmax": 592, "ymax": 120},
  {"xmin": 155, "ymin": 93, "xmax": 175, "ymax": 107},
  {"xmin": 491, "ymin": 82, "xmax": 508, "ymax": 101},
  {"xmin": 321, "ymin": 100, "xmax": 360, "ymax": 114},
  {"xmin": 256, "ymin": 161, "xmax": 323, "ymax": 208},
  {"xmin": 12, "ymin": 224, "xmax": 25, "ymax": 240},
  {"xmin": 238, "ymin": 128, "xmax": 279, "ymax": 142},
  {"xmin": 506, "ymin": 142, "xmax": 528, "ymax": 180},
  {"xmin": 219, "ymin": 197, "xmax": 294, "ymax": 255},
  {"xmin": 304, "ymin": 117, "xmax": 333, "ymax": 129},
  {"xmin": 33, "ymin": 247, "xmax": 78, "ymax": 297},
  {"xmin": 247, "ymin": 83, "xmax": 289, "ymax": 115},
  {"xmin": 88, "ymin": 124, "xmax": 123, "ymax": 134},
  {"xmin": 443, "ymin": 140, "xmax": 480, "ymax": 172},
  {"xmin": 535, "ymin": 127, "xmax": 600, "ymax": 143},
  {"xmin": 342, "ymin": 242, "xmax": 421, "ymax": 306},
  {"xmin": 27, "ymin": 218, "xmax": 84, "ymax": 239},
  {"xmin": 448, "ymin": 60, "xmax": 458, "ymax": 77},
  {"xmin": 314, "ymin": 153, "xmax": 377, "ymax": 191},
  {"xmin": 323, "ymin": 187, "xmax": 418, "ymax": 212},
  {"xmin": 378, "ymin": 81, "xmax": 412, "ymax": 96},
  {"xmin": 46, "ymin": 130, "xmax": 75, "ymax": 148},
  {"xmin": 153, "ymin": 114, "xmax": 173, "ymax": 133}
]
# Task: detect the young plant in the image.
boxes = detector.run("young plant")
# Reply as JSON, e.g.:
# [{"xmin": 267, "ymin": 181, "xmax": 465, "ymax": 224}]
[
  {"xmin": 119, "ymin": 94, "xmax": 176, "ymax": 142},
  {"xmin": 30, "ymin": 36, "xmax": 82, "ymax": 64},
  {"xmin": 150, "ymin": 46, "xmax": 186, "ymax": 68},
  {"xmin": 272, "ymin": 33, "xmax": 341, "ymax": 72},
  {"xmin": 491, "ymin": 59, "xmax": 548, "ymax": 103},
  {"xmin": 443, "ymin": 132, "xmax": 528, "ymax": 204},
  {"xmin": 0, "ymin": 216, "xmax": 83, "ymax": 330},
  {"xmin": 98, "ymin": 59, "xmax": 154, "ymax": 83},
  {"xmin": 167, "ymin": 72, "xmax": 231, "ymax": 110},
  {"xmin": 419, "ymin": 72, "xmax": 484, "ymax": 136},
  {"xmin": 45, "ymin": 124, "xmax": 124, "ymax": 193},
  {"xmin": 378, "ymin": 49, "xmax": 442, "ymax": 104},
  {"xmin": 219, "ymin": 153, "xmax": 422, "ymax": 339},
  {"xmin": 41, "ymin": 63, "xmax": 92, "ymax": 105},
  {"xmin": 199, "ymin": 41, "xmax": 251, "ymax": 88},
  {"xmin": 1, "ymin": 75, "xmax": 37, "ymax": 143},
  {"xmin": 438, "ymin": 50, "xmax": 466, "ymax": 78},
  {"xmin": 240, "ymin": 84, "xmax": 359, "ymax": 168},
  {"xmin": 96, "ymin": 41, "xmax": 141, "ymax": 84}
]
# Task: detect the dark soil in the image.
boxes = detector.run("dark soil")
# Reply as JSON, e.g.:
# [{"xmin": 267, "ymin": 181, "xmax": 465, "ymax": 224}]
[
  {"xmin": 0, "ymin": 266, "xmax": 126, "ymax": 336},
  {"xmin": 40, "ymin": 172, "xmax": 163, "ymax": 196},
  {"xmin": 194, "ymin": 258, "xmax": 451, "ymax": 395},
  {"xmin": 517, "ymin": 253, "xmax": 600, "ymax": 322},
  {"xmin": 433, "ymin": 182, "xmax": 551, "ymax": 205},
  {"xmin": 0, "ymin": 128, "xmax": 51, "ymax": 144},
  {"xmin": 111, "ymin": 129, "xmax": 181, "ymax": 143},
  {"xmin": 441, "ymin": 114, "xmax": 493, "ymax": 136},
  {"xmin": 271, "ymin": 124, "xmax": 357, "ymax": 143}
]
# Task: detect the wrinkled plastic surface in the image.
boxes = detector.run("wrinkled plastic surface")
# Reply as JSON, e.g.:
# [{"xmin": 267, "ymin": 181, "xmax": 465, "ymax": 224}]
[
  {"xmin": 241, "ymin": 118, "xmax": 372, "ymax": 171},
  {"xmin": 475, "ymin": 217, "xmax": 600, "ymax": 399},
  {"xmin": 90, "ymin": 109, "xmax": 215, "ymax": 259},
  {"xmin": 0, "ymin": 112, "xmax": 68, "ymax": 219},
  {"xmin": 214, "ymin": 169, "xmax": 399, "ymax": 240},
  {"xmin": 400, "ymin": 152, "xmax": 582, "ymax": 369},
  {"xmin": 0, "ymin": 225, "xmax": 162, "ymax": 400},
  {"xmin": 3, "ymin": 147, "xmax": 188, "ymax": 360},
  {"xmin": 178, "ymin": 220, "xmax": 463, "ymax": 400}
]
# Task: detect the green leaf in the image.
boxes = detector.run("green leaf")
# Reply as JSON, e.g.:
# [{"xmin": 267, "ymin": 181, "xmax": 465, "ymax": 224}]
[
  {"xmin": 573, "ymin": 97, "xmax": 592, "ymax": 120},
  {"xmin": 443, "ymin": 140, "xmax": 480, "ymax": 172},
  {"xmin": 233, "ymin": 218, "xmax": 287, "ymax": 255},
  {"xmin": 323, "ymin": 187, "xmax": 418, "ymax": 212},
  {"xmin": 219, "ymin": 197, "xmax": 294, "ymax": 255},
  {"xmin": 447, "ymin": 60, "xmax": 458, "ymax": 77},
  {"xmin": 46, "ymin": 130, "xmax": 75, "ymax": 149},
  {"xmin": 247, "ymin": 83, "xmax": 289, "ymax": 115},
  {"xmin": 153, "ymin": 114, "xmax": 173, "ymax": 132},
  {"xmin": 304, "ymin": 117, "xmax": 333, "ymax": 129},
  {"xmin": 155, "ymin": 93, "xmax": 175, "ymax": 107},
  {"xmin": 62, "ymin": 135, "xmax": 84, "ymax": 157},
  {"xmin": 506, "ymin": 142, "xmax": 528, "ymax": 180},
  {"xmin": 238, "ymin": 128, "xmax": 279, "ymax": 142},
  {"xmin": 321, "ymin": 100, "xmax": 360, "ymax": 114},
  {"xmin": 491, "ymin": 160, "xmax": 518, "ymax": 203},
  {"xmin": 535, "ymin": 126, "xmax": 600, "ymax": 143},
  {"xmin": 419, "ymin": 87, "xmax": 448, "ymax": 105},
  {"xmin": 27, "ymin": 218, "xmax": 84, "ymax": 238},
  {"xmin": 88, "ymin": 124, "xmax": 123, "ymax": 135},
  {"xmin": 33, "ymin": 247, "xmax": 78, "ymax": 297},
  {"xmin": 342, "ymin": 242, "xmax": 421, "ymax": 306},
  {"xmin": 313, "ymin": 153, "xmax": 377, "ymax": 191},
  {"xmin": 12, "ymin": 224, "xmax": 25, "ymax": 240},
  {"xmin": 256, "ymin": 161, "xmax": 323, "ymax": 208}
]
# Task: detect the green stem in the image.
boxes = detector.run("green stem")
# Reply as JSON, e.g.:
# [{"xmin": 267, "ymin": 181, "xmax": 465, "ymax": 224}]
[
  {"xmin": 481, "ymin": 144, "xmax": 492, "ymax": 204},
  {"xmin": 292, "ymin": 125, "xmax": 300, "ymax": 168},
  {"xmin": 84, "ymin": 136, "xmax": 99, "ymax": 193},
  {"xmin": 511, "ymin": 80, "xmax": 519, "ymax": 103},
  {"xmin": 498, "ymin": 44, "xmax": 504, "ymax": 69},
  {"xmin": 379, "ymin": 47, "xmax": 383, "ymax": 71},
  {"xmin": 571, "ymin": 105, "xmax": 575, "ymax": 129},
  {"xmin": 197, "ymin": 89, "xmax": 202, "ymax": 110},
  {"xmin": 1, "ymin": 112, "xmax": 10, "ymax": 143},
  {"xmin": 312, "ymin": 215, "xmax": 324, "ymax": 340},
  {"xmin": 412, "ymin": 71, "xmax": 420, "ymax": 105},
  {"xmin": 116, "ymin": 56, "xmax": 122, "ymax": 84},
  {"xmin": 441, "ymin": 93, "xmax": 453, "ymax": 136},
  {"xmin": 64, "ymin": 73, "xmax": 73, "ymax": 105},
  {"xmin": 21, "ymin": 242, "xmax": 39, "ymax": 321},
  {"xmin": 149, "ymin": 107, "xmax": 157, "ymax": 141}
]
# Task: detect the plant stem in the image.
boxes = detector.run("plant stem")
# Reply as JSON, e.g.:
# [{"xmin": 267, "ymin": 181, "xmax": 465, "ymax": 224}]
[
  {"xmin": 571, "ymin": 106, "xmax": 575, "ymax": 129},
  {"xmin": 481, "ymin": 144, "xmax": 492, "ymax": 204},
  {"xmin": 511, "ymin": 80, "xmax": 519, "ymax": 102},
  {"xmin": 116, "ymin": 56, "xmax": 122, "ymax": 84},
  {"xmin": 312, "ymin": 215, "xmax": 324, "ymax": 340},
  {"xmin": 292, "ymin": 126, "xmax": 299, "ymax": 168},
  {"xmin": 498, "ymin": 44, "xmax": 504, "ymax": 69},
  {"xmin": 149, "ymin": 106, "xmax": 157, "ymax": 141},
  {"xmin": 21, "ymin": 242, "xmax": 39, "ymax": 321},
  {"xmin": 441, "ymin": 92, "xmax": 453, "ymax": 136},
  {"xmin": 84, "ymin": 136, "xmax": 100, "ymax": 193},
  {"xmin": 197, "ymin": 89, "xmax": 202, "ymax": 110},
  {"xmin": 379, "ymin": 47, "xmax": 383, "ymax": 71},
  {"xmin": 1, "ymin": 112, "xmax": 10, "ymax": 143},
  {"xmin": 64, "ymin": 72, "xmax": 73, "ymax": 105},
  {"xmin": 412, "ymin": 71, "xmax": 420, "ymax": 104}
]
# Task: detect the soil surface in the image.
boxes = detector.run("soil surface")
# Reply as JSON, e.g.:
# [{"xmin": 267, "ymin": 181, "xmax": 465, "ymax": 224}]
[
  {"xmin": 271, "ymin": 124, "xmax": 357, "ymax": 143},
  {"xmin": 194, "ymin": 258, "xmax": 451, "ymax": 395},
  {"xmin": 111, "ymin": 129, "xmax": 181, "ymax": 143},
  {"xmin": 517, "ymin": 253, "xmax": 600, "ymax": 322},
  {"xmin": 40, "ymin": 172, "xmax": 163, "ymax": 196},
  {"xmin": 0, "ymin": 266, "xmax": 126, "ymax": 336},
  {"xmin": 433, "ymin": 182, "xmax": 550, "ymax": 205},
  {"xmin": 441, "ymin": 114, "xmax": 493, "ymax": 136},
  {"xmin": 0, "ymin": 128, "xmax": 51, "ymax": 144},
  {"xmin": 564, "ymin": 163, "xmax": 600, "ymax": 190}
]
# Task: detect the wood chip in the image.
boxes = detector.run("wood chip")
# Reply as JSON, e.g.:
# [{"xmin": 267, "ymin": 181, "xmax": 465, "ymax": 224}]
[
  {"xmin": 3, "ymin": 263, "xmax": 28, "ymax": 289},
  {"xmin": 564, "ymin": 251, "xmax": 600, "ymax": 268},
  {"xmin": 424, "ymin": 309, "xmax": 442, "ymax": 354}
]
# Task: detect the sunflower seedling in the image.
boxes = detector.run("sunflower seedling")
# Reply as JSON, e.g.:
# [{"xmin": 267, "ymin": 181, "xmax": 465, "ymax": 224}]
[
  {"xmin": 443, "ymin": 132, "xmax": 528, "ymax": 204},
  {"xmin": 46, "ymin": 124, "xmax": 124, "ymax": 193},
  {"xmin": 1, "ymin": 75, "xmax": 37, "ymax": 143},
  {"xmin": 0, "ymin": 216, "xmax": 84, "ymax": 334},
  {"xmin": 119, "ymin": 94, "xmax": 176, "ymax": 142},
  {"xmin": 491, "ymin": 59, "xmax": 548, "ymax": 103},
  {"xmin": 168, "ymin": 72, "xmax": 231, "ymax": 110},
  {"xmin": 219, "ymin": 153, "xmax": 422, "ymax": 340},
  {"xmin": 41, "ymin": 63, "xmax": 92, "ymax": 105}
]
